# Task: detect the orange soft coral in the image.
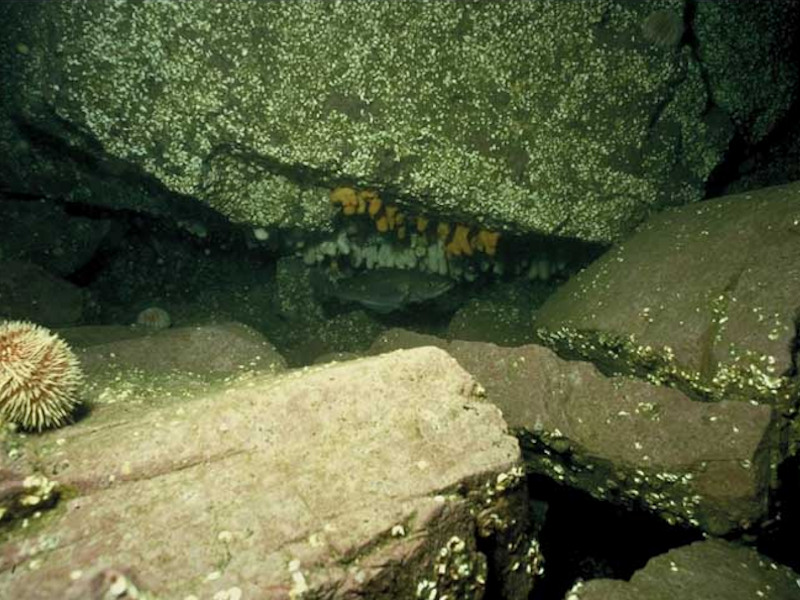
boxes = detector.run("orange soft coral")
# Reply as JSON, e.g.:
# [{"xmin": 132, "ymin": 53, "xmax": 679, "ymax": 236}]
[
  {"xmin": 330, "ymin": 187, "xmax": 359, "ymax": 215},
  {"xmin": 446, "ymin": 224, "xmax": 473, "ymax": 257},
  {"xmin": 473, "ymin": 230, "xmax": 500, "ymax": 256}
]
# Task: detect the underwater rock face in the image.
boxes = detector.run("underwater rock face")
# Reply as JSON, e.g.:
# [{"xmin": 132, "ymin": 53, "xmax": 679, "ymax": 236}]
[
  {"xmin": 0, "ymin": 347, "xmax": 535, "ymax": 599},
  {"xmin": 694, "ymin": 2, "xmax": 800, "ymax": 144},
  {"xmin": 78, "ymin": 322, "xmax": 287, "ymax": 377},
  {"xmin": 451, "ymin": 341, "xmax": 777, "ymax": 537},
  {"xmin": 1, "ymin": 1, "xmax": 797, "ymax": 242},
  {"xmin": 567, "ymin": 538, "xmax": 800, "ymax": 600},
  {"xmin": 536, "ymin": 181, "xmax": 800, "ymax": 407},
  {"xmin": 447, "ymin": 281, "xmax": 547, "ymax": 346},
  {"xmin": 370, "ymin": 331, "xmax": 777, "ymax": 536},
  {"xmin": 273, "ymin": 257, "xmax": 385, "ymax": 366}
]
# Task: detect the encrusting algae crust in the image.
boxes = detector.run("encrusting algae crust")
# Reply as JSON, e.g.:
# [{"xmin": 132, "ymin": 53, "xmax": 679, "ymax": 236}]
[{"xmin": 330, "ymin": 186, "xmax": 501, "ymax": 258}]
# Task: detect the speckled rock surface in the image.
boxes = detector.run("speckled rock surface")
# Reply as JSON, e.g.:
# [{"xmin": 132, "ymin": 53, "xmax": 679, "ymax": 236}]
[
  {"xmin": 77, "ymin": 321, "xmax": 287, "ymax": 377},
  {"xmin": 55, "ymin": 325, "xmax": 152, "ymax": 349},
  {"xmin": 565, "ymin": 539, "xmax": 800, "ymax": 600},
  {"xmin": 535, "ymin": 182, "xmax": 800, "ymax": 409},
  {"xmin": 282, "ymin": 310, "xmax": 383, "ymax": 367},
  {"xmin": 0, "ymin": 427, "xmax": 56, "ymax": 528},
  {"xmin": 447, "ymin": 282, "xmax": 547, "ymax": 347},
  {"xmin": 370, "ymin": 330, "xmax": 779, "ymax": 536},
  {"xmin": 0, "ymin": 347, "xmax": 536, "ymax": 599},
  {"xmin": 694, "ymin": 2, "xmax": 799, "ymax": 143},
  {"xmin": 1, "ymin": 1, "xmax": 797, "ymax": 242},
  {"xmin": 272, "ymin": 257, "xmax": 384, "ymax": 366}
]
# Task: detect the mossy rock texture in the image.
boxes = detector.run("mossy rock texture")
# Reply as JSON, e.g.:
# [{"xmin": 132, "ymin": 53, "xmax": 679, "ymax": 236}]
[{"xmin": 1, "ymin": 1, "xmax": 797, "ymax": 242}]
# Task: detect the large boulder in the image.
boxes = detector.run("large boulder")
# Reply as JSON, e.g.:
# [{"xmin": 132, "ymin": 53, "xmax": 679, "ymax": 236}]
[
  {"xmin": 77, "ymin": 321, "xmax": 288, "ymax": 376},
  {"xmin": 370, "ymin": 331, "xmax": 778, "ymax": 536},
  {"xmin": 565, "ymin": 538, "xmax": 800, "ymax": 600},
  {"xmin": 536, "ymin": 182, "xmax": 800, "ymax": 410},
  {"xmin": 1, "ymin": 1, "xmax": 797, "ymax": 242},
  {"xmin": 0, "ymin": 347, "xmax": 537, "ymax": 599}
]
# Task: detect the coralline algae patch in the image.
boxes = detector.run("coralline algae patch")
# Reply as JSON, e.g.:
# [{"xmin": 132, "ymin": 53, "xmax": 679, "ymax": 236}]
[{"xmin": 305, "ymin": 186, "xmax": 569, "ymax": 282}]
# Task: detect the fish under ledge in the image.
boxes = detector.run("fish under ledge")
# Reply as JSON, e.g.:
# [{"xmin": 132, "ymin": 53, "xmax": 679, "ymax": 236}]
[{"xmin": 312, "ymin": 267, "xmax": 455, "ymax": 313}]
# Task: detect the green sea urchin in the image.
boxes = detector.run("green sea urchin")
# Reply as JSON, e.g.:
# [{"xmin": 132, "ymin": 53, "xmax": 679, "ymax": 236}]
[{"xmin": 0, "ymin": 321, "xmax": 84, "ymax": 431}]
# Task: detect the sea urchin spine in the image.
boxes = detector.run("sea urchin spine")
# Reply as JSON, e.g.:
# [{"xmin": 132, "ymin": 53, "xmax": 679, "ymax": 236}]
[{"xmin": 0, "ymin": 320, "xmax": 84, "ymax": 431}]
